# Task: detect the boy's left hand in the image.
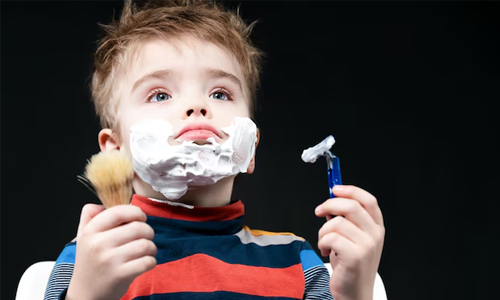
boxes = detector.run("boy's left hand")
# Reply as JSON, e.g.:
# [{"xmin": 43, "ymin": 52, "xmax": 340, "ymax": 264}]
[{"xmin": 315, "ymin": 185, "xmax": 385, "ymax": 300}]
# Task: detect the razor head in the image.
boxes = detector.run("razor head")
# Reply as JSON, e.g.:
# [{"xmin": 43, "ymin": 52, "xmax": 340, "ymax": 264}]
[{"xmin": 301, "ymin": 135, "xmax": 335, "ymax": 163}]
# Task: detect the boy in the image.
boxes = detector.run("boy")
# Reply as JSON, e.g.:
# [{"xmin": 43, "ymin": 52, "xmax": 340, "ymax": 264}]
[{"xmin": 44, "ymin": 0, "xmax": 385, "ymax": 299}]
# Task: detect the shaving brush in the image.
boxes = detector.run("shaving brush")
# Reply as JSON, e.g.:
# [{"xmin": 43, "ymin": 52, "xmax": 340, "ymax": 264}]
[{"xmin": 78, "ymin": 150, "xmax": 134, "ymax": 208}]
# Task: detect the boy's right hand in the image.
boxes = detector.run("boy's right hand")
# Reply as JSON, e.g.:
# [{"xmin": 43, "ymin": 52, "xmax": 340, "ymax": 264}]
[{"xmin": 66, "ymin": 204, "xmax": 157, "ymax": 300}]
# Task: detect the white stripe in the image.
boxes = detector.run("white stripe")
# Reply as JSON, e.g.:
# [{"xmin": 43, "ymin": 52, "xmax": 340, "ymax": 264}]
[
  {"xmin": 43, "ymin": 263, "xmax": 74, "ymax": 300},
  {"xmin": 234, "ymin": 228, "xmax": 304, "ymax": 246},
  {"xmin": 304, "ymin": 265, "xmax": 333, "ymax": 300}
]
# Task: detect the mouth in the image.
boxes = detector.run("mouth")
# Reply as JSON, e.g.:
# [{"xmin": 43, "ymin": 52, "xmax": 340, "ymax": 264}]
[{"xmin": 175, "ymin": 124, "xmax": 222, "ymax": 144}]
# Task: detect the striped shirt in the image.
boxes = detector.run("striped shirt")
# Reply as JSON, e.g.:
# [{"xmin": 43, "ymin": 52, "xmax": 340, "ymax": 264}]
[{"xmin": 44, "ymin": 194, "xmax": 333, "ymax": 299}]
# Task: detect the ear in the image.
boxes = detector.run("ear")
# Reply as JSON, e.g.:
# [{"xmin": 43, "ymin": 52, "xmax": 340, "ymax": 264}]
[
  {"xmin": 98, "ymin": 128, "xmax": 121, "ymax": 152},
  {"xmin": 246, "ymin": 128, "xmax": 260, "ymax": 174}
]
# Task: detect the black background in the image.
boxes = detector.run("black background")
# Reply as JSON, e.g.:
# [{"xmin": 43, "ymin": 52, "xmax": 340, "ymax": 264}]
[{"xmin": 1, "ymin": 1, "xmax": 497, "ymax": 299}]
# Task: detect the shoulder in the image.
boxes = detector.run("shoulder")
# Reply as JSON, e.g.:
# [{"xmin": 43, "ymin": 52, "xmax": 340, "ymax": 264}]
[{"xmin": 54, "ymin": 241, "xmax": 77, "ymax": 265}]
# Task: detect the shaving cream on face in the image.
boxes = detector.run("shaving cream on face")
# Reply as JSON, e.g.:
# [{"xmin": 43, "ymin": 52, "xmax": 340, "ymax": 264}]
[{"xmin": 129, "ymin": 117, "xmax": 257, "ymax": 200}]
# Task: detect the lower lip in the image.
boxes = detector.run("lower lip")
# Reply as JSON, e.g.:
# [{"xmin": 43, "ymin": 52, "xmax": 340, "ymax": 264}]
[{"xmin": 177, "ymin": 130, "xmax": 218, "ymax": 141}]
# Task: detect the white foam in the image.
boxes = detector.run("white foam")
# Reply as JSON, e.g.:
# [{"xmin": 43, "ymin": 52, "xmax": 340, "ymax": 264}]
[
  {"xmin": 130, "ymin": 117, "xmax": 257, "ymax": 200},
  {"xmin": 301, "ymin": 135, "xmax": 335, "ymax": 163}
]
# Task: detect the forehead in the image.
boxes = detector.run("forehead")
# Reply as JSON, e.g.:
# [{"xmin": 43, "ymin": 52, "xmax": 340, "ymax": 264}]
[{"xmin": 123, "ymin": 36, "xmax": 246, "ymax": 89}]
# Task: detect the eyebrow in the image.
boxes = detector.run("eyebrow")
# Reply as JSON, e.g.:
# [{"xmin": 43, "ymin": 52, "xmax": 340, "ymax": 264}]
[
  {"xmin": 130, "ymin": 68, "xmax": 243, "ymax": 94},
  {"xmin": 205, "ymin": 68, "xmax": 243, "ymax": 93},
  {"xmin": 131, "ymin": 69, "xmax": 175, "ymax": 94}
]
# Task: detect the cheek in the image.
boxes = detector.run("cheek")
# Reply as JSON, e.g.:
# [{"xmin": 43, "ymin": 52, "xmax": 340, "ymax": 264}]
[
  {"xmin": 117, "ymin": 130, "xmax": 132, "ymax": 153},
  {"xmin": 119, "ymin": 105, "xmax": 171, "ymax": 131},
  {"xmin": 235, "ymin": 105, "xmax": 251, "ymax": 122},
  {"xmin": 238, "ymin": 100, "xmax": 252, "ymax": 118},
  {"xmin": 116, "ymin": 117, "xmax": 133, "ymax": 152},
  {"xmin": 217, "ymin": 103, "xmax": 251, "ymax": 123}
]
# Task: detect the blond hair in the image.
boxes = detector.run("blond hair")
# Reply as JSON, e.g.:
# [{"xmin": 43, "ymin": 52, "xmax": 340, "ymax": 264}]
[{"xmin": 90, "ymin": 0, "xmax": 263, "ymax": 130}]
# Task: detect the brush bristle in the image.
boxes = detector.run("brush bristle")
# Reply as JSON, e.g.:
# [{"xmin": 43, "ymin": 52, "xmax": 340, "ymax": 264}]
[{"xmin": 83, "ymin": 150, "xmax": 134, "ymax": 208}]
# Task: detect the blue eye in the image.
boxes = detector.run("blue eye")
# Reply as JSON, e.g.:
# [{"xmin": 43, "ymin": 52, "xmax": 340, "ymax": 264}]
[
  {"xmin": 210, "ymin": 90, "xmax": 231, "ymax": 101},
  {"xmin": 148, "ymin": 91, "xmax": 171, "ymax": 102}
]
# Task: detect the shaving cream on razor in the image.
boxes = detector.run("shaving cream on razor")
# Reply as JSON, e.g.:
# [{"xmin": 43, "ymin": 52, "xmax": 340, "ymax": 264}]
[{"xmin": 301, "ymin": 135, "xmax": 342, "ymax": 198}]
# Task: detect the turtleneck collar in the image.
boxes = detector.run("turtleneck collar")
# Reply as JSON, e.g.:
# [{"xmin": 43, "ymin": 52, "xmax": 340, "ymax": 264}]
[{"xmin": 130, "ymin": 194, "xmax": 245, "ymax": 222}]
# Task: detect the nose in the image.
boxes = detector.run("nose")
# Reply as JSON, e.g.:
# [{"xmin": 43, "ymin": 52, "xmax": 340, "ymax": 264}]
[
  {"xmin": 186, "ymin": 107, "xmax": 207, "ymax": 117},
  {"xmin": 182, "ymin": 97, "xmax": 212, "ymax": 119}
]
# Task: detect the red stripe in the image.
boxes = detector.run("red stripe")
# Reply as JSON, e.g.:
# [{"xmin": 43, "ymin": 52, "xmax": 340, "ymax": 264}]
[
  {"xmin": 122, "ymin": 254, "xmax": 304, "ymax": 299},
  {"xmin": 130, "ymin": 194, "xmax": 244, "ymax": 221}
]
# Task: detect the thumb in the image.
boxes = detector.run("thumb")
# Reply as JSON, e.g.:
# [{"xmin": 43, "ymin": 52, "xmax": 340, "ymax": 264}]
[{"xmin": 76, "ymin": 203, "xmax": 105, "ymax": 238}]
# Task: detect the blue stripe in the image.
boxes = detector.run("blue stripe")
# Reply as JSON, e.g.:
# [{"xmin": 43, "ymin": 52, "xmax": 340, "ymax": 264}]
[
  {"xmin": 147, "ymin": 215, "xmax": 243, "ymax": 238},
  {"xmin": 299, "ymin": 249, "xmax": 324, "ymax": 271},
  {"xmin": 149, "ymin": 216, "xmax": 304, "ymax": 268},
  {"xmin": 153, "ymin": 233, "xmax": 303, "ymax": 268},
  {"xmin": 55, "ymin": 242, "xmax": 76, "ymax": 264}
]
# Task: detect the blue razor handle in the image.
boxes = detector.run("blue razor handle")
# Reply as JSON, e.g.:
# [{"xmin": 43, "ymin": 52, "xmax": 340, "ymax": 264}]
[{"xmin": 325, "ymin": 152, "xmax": 342, "ymax": 198}]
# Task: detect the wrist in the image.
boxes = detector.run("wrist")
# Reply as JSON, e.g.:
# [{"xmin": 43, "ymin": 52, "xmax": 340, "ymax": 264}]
[
  {"xmin": 66, "ymin": 282, "xmax": 98, "ymax": 300},
  {"xmin": 332, "ymin": 284, "xmax": 373, "ymax": 300}
]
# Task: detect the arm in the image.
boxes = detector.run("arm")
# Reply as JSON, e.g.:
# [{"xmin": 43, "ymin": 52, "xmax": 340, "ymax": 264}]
[
  {"xmin": 300, "ymin": 241, "xmax": 333, "ymax": 300},
  {"xmin": 315, "ymin": 185, "xmax": 385, "ymax": 300},
  {"xmin": 43, "ymin": 243, "xmax": 76, "ymax": 300}
]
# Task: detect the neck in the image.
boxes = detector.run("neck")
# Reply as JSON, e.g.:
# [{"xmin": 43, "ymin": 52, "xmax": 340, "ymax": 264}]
[{"xmin": 133, "ymin": 175, "xmax": 236, "ymax": 207}]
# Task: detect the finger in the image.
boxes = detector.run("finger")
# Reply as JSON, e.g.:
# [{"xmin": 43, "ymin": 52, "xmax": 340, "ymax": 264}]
[
  {"xmin": 77, "ymin": 203, "xmax": 105, "ymax": 238},
  {"xmin": 84, "ymin": 205, "xmax": 147, "ymax": 234},
  {"xmin": 102, "ymin": 221, "xmax": 155, "ymax": 247},
  {"xmin": 113, "ymin": 238, "xmax": 157, "ymax": 263},
  {"xmin": 119, "ymin": 255, "xmax": 157, "ymax": 280},
  {"xmin": 332, "ymin": 185, "xmax": 384, "ymax": 226},
  {"xmin": 318, "ymin": 231, "xmax": 358, "ymax": 259},
  {"xmin": 316, "ymin": 197, "xmax": 376, "ymax": 232},
  {"xmin": 318, "ymin": 215, "xmax": 367, "ymax": 245}
]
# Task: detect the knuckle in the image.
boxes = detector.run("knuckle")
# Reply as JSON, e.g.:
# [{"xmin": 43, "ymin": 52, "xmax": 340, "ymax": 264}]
[
  {"xmin": 112, "ymin": 205, "xmax": 138, "ymax": 222},
  {"xmin": 142, "ymin": 256, "xmax": 157, "ymax": 272},
  {"xmin": 320, "ymin": 217, "xmax": 341, "ymax": 238},
  {"xmin": 131, "ymin": 205, "xmax": 146, "ymax": 218},
  {"xmin": 346, "ymin": 201, "xmax": 360, "ymax": 214},
  {"xmin": 343, "ymin": 185, "xmax": 354, "ymax": 193},
  {"xmin": 137, "ymin": 223, "xmax": 154, "ymax": 239},
  {"xmin": 329, "ymin": 216, "xmax": 343, "ymax": 231},
  {"xmin": 353, "ymin": 248, "xmax": 364, "ymax": 262},
  {"xmin": 149, "ymin": 256, "xmax": 157, "ymax": 269},
  {"xmin": 100, "ymin": 250, "xmax": 114, "ymax": 265},
  {"xmin": 81, "ymin": 226, "xmax": 92, "ymax": 237},
  {"xmin": 115, "ymin": 269, "xmax": 129, "ymax": 282},
  {"xmin": 150, "ymin": 243, "xmax": 158, "ymax": 256},
  {"xmin": 367, "ymin": 195, "xmax": 378, "ymax": 207},
  {"xmin": 379, "ymin": 225, "xmax": 386, "ymax": 236},
  {"xmin": 145, "ymin": 225, "xmax": 155, "ymax": 239},
  {"xmin": 327, "ymin": 231, "xmax": 340, "ymax": 243},
  {"xmin": 107, "ymin": 209, "xmax": 121, "ymax": 224},
  {"xmin": 377, "ymin": 227, "xmax": 386, "ymax": 243},
  {"xmin": 139, "ymin": 239, "xmax": 151, "ymax": 253},
  {"xmin": 129, "ymin": 221, "xmax": 143, "ymax": 236},
  {"xmin": 81, "ymin": 203, "xmax": 93, "ymax": 214},
  {"xmin": 88, "ymin": 237, "xmax": 104, "ymax": 254},
  {"xmin": 365, "ymin": 238, "xmax": 377, "ymax": 252}
]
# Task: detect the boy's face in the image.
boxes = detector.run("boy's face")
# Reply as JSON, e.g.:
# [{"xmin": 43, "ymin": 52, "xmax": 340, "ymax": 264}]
[{"xmin": 112, "ymin": 36, "xmax": 252, "ymax": 153}]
